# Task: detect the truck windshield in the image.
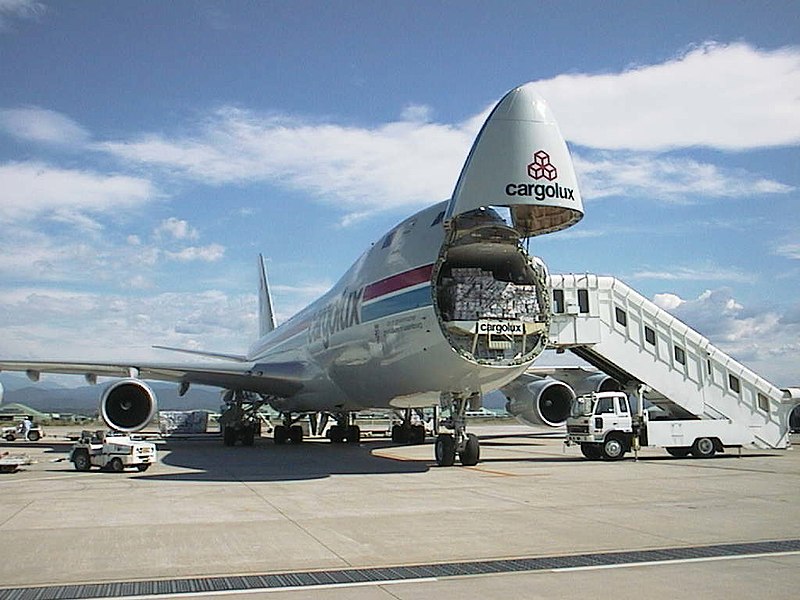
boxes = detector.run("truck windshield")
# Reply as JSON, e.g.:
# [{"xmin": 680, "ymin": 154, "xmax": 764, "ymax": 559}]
[{"xmin": 571, "ymin": 396, "xmax": 594, "ymax": 418}]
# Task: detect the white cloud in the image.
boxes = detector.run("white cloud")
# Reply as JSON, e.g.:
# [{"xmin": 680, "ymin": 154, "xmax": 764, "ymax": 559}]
[
  {"xmin": 156, "ymin": 217, "xmax": 199, "ymax": 241},
  {"xmin": 632, "ymin": 264, "xmax": 754, "ymax": 284},
  {"xmin": 0, "ymin": 287, "xmax": 256, "ymax": 362},
  {"xmin": 0, "ymin": 161, "xmax": 159, "ymax": 223},
  {"xmin": 573, "ymin": 151, "xmax": 793, "ymax": 203},
  {"xmin": 652, "ymin": 288, "xmax": 800, "ymax": 387},
  {"xmin": 533, "ymin": 42, "xmax": 800, "ymax": 151},
  {"xmin": 400, "ymin": 103, "xmax": 433, "ymax": 123},
  {"xmin": 98, "ymin": 108, "xmax": 474, "ymax": 219},
  {"xmin": 652, "ymin": 293, "xmax": 683, "ymax": 311},
  {"xmin": 775, "ymin": 242, "xmax": 800, "ymax": 260},
  {"xmin": 0, "ymin": 0, "xmax": 44, "ymax": 30},
  {"xmin": 164, "ymin": 244, "xmax": 225, "ymax": 262},
  {"xmin": 0, "ymin": 106, "xmax": 89, "ymax": 145}
]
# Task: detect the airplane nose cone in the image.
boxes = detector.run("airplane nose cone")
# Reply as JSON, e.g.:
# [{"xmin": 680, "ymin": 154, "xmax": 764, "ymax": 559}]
[
  {"xmin": 446, "ymin": 82, "xmax": 583, "ymax": 237},
  {"xmin": 492, "ymin": 84, "xmax": 555, "ymax": 124}
]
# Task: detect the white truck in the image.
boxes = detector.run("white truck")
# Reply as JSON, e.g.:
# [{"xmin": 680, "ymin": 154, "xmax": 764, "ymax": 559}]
[
  {"xmin": 70, "ymin": 430, "xmax": 157, "ymax": 472},
  {"xmin": 565, "ymin": 391, "xmax": 754, "ymax": 460}
]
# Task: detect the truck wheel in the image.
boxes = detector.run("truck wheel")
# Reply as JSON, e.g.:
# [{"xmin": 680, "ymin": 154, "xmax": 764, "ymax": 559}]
[
  {"xmin": 666, "ymin": 447, "xmax": 691, "ymax": 458},
  {"xmin": 109, "ymin": 457, "xmax": 124, "ymax": 472},
  {"xmin": 346, "ymin": 425, "xmax": 361, "ymax": 444},
  {"xmin": 691, "ymin": 437, "xmax": 716, "ymax": 458},
  {"xmin": 602, "ymin": 437, "xmax": 626, "ymax": 461},
  {"xmin": 73, "ymin": 450, "xmax": 91, "ymax": 471},
  {"xmin": 5, "ymin": 432, "xmax": 16, "ymax": 442},
  {"xmin": 136, "ymin": 464, "xmax": 150, "ymax": 472},
  {"xmin": 580, "ymin": 444, "xmax": 602, "ymax": 460},
  {"xmin": 435, "ymin": 433, "xmax": 456, "ymax": 467},
  {"xmin": 27, "ymin": 431, "xmax": 41, "ymax": 442}
]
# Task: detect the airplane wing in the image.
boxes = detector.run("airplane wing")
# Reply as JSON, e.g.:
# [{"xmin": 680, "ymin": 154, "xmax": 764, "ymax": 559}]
[{"xmin": 0, "ymin": 359, "xmax": 306, "ymax": 398}]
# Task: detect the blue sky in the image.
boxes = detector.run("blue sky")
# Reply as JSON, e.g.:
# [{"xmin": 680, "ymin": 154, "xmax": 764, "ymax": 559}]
[{"xmin": 0, "ymin": 1, "xmax": 798, "ymax": 386}]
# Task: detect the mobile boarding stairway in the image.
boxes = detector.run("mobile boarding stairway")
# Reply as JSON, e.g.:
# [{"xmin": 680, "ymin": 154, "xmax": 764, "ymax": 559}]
[{"xmin": 548, "ymin": 274, "xmax": 799, "ymax": 449}]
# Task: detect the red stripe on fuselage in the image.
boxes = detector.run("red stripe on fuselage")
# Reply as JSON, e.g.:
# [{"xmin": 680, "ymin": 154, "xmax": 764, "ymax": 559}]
[{"xmin": 363, "ymin": 264, "xmax": 434, "ymax": 302}]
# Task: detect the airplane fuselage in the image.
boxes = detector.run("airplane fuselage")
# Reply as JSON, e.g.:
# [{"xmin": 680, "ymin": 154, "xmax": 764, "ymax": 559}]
[{"xmin": 248, "ymin": 200, "xmax": 549, "ymax": 413}]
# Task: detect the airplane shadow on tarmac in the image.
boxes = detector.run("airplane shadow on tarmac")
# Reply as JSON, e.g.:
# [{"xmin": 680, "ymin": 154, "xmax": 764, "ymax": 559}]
[{"xmin": 142, "ymin": 437, "xmax": 432, "ymax": 482}]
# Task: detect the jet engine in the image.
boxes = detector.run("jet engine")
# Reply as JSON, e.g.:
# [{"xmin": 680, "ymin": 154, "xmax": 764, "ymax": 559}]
[
  {"xmin": 571, "ymin": 372, "xmax": 622, "ymax": 396},
  {"xmin": 502, "ymin": 376, "xmax": 574, "ymax": 428},
  {"xmin": 100, "ymin": 379, "xmax": 158, "ymax": 432},
  {"xmin": 502, "ymin": 370, "xmax": 622, "ymax": 428}
]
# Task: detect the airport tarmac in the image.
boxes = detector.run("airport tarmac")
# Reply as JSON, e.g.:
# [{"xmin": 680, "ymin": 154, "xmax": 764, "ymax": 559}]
[{"xmin": 1, "ymin": 424, "xmax": 799, "ymax": 599}]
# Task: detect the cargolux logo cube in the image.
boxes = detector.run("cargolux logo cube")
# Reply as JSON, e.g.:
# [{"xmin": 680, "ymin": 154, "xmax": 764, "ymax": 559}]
[{"xmin": 527, "ymin": 150, "xmax": 557, "ymax": 181}]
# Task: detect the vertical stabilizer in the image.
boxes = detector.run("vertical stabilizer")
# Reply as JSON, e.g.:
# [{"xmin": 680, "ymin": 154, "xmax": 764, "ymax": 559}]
[{"xmin": 258, "ymin": 254, "xmax": 276, "ymax": 336}]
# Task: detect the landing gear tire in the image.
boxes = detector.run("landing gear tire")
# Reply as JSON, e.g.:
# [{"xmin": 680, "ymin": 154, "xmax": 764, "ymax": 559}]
[
  {"xmin": 580, "ymin": 443, "xmax": 602, "ymax": 460},
  {"xmin": 691, "ymin": 437, "xmax": 716, "ymax": 458},
  {"xmin": 435, "ymin": 433, "xmax": 456, "ymax": 467},
  {"xmin": 459, "ymin": 433, "xmax": 480, "ymax": 466},
  {"xmin": 602, "ymin": 437, "xmax": 626, "ymax": 461},
  {"xmin": 666, "ymin": 447, "xmax": 691, "ymax": 458},
  {"xmin": 73, "ymin": 450, "xmax": 91, "ymax": 471},
  {"xmin": 328, "ymin": 425, "xmax": 345, "ymax": 444},
  {"xmin": 411, "ymin": 425, "xmax": 425, "ymax": 444},
  {"xmin": 223, "ymin": 426, "xmax": 237, "ymax": 446},
  {"xmin": 241, "ymin": 426, "xmax": 255, "ymax": 446},
  {"xmin": 273, "ymin": 425, "xmax": 288, "ymax": 445},
  {"xmin": 289, "ymin": 425, "xmax": 304, "ymax": 444},
  {"xmin": 109, "ymin": 457, "xmax": 124, "ymax": 472}
]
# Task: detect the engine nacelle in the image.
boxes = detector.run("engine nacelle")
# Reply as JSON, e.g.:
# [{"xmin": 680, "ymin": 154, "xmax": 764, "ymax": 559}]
[
  {"xmin": 503, "ymin": 376, "xmax": 574, "ymax": 428},
  {"xmin": 100, "ymin": 379, "xmax": 158, "ymax": 432},
  {"xmin": 571, "ymin": 372, "xmax": 621, "ymax": 396}
]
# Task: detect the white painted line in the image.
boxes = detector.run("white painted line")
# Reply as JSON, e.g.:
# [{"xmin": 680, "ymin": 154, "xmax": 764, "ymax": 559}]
[
  {"xmin": 552, "ymin": 550, "xmax": 800, "ymax": 573},
  {"xmin": 91, "ymin": 577, "xmax": 439, "ymax": 600}
]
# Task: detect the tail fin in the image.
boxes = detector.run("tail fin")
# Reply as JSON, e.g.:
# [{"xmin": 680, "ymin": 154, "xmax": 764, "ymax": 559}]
[{"xmin": 258, "ymin": 254, "xmax": 276, "ymax": 336}]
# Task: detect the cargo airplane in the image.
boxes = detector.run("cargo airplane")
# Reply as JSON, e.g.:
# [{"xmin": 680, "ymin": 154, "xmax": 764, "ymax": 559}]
[{"xmin": 0, "ymin": 84, "xmax": 586, "ymax": 467}]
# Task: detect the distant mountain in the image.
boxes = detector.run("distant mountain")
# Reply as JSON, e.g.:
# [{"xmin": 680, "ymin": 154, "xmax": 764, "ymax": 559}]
[{"xmin": 1, "ymin": 378, "xmax": 224, "ymax": 414}]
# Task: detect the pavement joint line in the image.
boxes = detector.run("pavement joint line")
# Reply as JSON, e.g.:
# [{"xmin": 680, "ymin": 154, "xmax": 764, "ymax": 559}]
[{"xmin": 2, "ymin": 539, "xmax": 799, "ymax": 600}]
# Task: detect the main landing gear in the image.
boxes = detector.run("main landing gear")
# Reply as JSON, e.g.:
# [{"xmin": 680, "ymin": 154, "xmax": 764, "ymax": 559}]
[
  {"xmin": 390, "ymin": 408, "xmax": 427, "ymax": 444},
  {"xmin": 220, "ymin": 391, "xmax": 265, "ymax": 446},
  {"xmin": 326, "ymin": 412, "xmax": 361, "ymax": 444},
  {"xmin": 273, "ymin": 413, "xmax": 305, "ymax": 445},
  {"xmin": 273, "ymin": 412, "xmax": 361, "ymax": 445},
  {"xmin": 435, "ymin": 394, "xmax": 480, "ymax": 467}
]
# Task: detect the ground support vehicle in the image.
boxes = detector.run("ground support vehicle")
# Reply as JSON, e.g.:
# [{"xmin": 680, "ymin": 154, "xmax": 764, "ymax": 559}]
[
  {"xmin": 0, "ymin": 451, "xmax": 33, "ymax": 473},
  {"xmin": 70, "ymin": 430, "xmax": 157, "ymax": 472},
  {"xmin": 2, "ymin": 423, "xmax": 43, "ymax": 442},
  {"xmin": 565, "ymin": 392, "xmax": 755, "ymax": 461}
]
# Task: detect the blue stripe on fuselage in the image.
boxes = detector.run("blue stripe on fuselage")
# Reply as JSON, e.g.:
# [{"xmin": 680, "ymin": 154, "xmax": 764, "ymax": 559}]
[{"xmin": 361, "ymin": 286, "xmax": 432, "ymax": 323}]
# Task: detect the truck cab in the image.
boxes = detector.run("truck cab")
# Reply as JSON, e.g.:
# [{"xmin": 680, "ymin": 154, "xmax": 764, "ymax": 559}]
[{"xmin": 566, "ymin": 391, "xmax": 634, "ymax": 460}]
